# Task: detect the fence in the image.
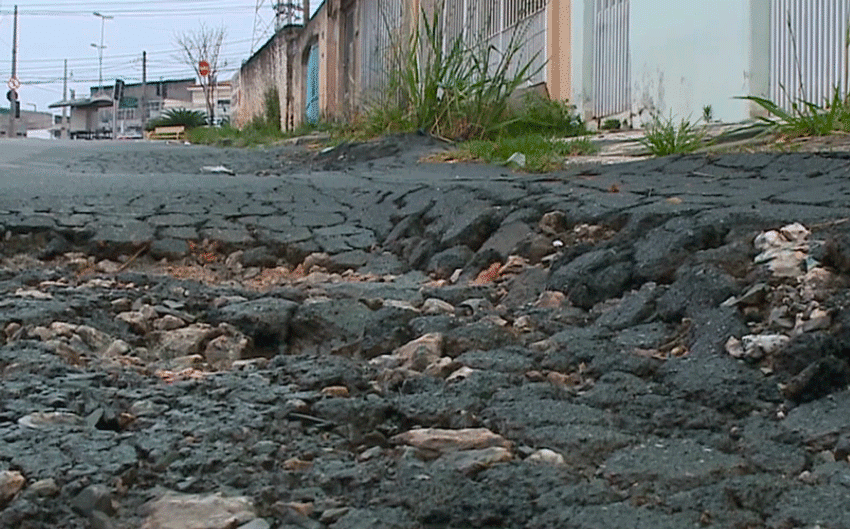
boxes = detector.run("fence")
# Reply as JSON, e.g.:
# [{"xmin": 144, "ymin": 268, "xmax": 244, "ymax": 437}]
[
  {"xmin": 360, "ymin": 0, "xmax": 405, "ymax": 101},
  {"xmin": 769, "ymin": 0, "xmax": 850, "ymax": 107},
  {"xmin": 443, "ymin": 0, "xmax": 548, "ymax": 86},
  {"xmin": 592, "ymin": 0, "xmax": 630, "ymax": 119}
]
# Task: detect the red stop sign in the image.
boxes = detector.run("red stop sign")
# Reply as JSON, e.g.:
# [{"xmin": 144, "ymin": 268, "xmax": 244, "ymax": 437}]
[{"xmin": 198, "ymin": 60, "xmax": 211, "ymax": 77}]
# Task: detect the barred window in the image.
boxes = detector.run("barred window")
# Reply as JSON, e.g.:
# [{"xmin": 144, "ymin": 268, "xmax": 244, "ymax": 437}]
[{"xmin": 504, "ymin": 0, "xmax": 547, "ymax": 29}]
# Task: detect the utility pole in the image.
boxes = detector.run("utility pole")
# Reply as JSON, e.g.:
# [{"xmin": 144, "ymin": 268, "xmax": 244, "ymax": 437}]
[
  {"xmin": 91, "ymin": 12, "xmax": 112, "ymax": 95},
  {"xmin": 61, "ymin": 59, "xmax": 68, "ymax": 139},
  {"xmin": 141, "ymin": 51, "xmax": 147, "ymax": 132},
  {"xmin": 8, "ymin": 5, "xmax": 18, "ymax": 139}
]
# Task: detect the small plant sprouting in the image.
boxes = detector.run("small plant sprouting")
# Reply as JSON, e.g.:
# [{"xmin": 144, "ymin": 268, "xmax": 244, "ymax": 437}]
[
  {"xmin": 640, "ymin": 113, "xmax": 709, "ymax": 156},
  {"xmin": 702, "ymin": 105, "xmax": 713, "ymax": 123}
]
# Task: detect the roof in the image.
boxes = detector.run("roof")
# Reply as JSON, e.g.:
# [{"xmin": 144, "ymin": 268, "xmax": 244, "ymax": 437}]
[
  {"xmin": 48, "ymin": 94, "xmax": 114, "ymax": 109},
  {"xmin": 89, "ymin": 77, "xmax": 197, "ymax": 93}
]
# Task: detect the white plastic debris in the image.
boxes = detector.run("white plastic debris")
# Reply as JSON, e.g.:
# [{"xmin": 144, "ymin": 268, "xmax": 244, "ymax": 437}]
[
  {"xmin": 200, "ymin": 165, "xmax": 236, "ymax": 176},
  {"xmin": 506, "ymin": 152, "xmax": 526, "ymax": 168}
]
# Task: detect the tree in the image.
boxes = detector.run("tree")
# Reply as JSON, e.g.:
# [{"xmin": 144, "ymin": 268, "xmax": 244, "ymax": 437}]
[{"xmin": 175, "ymin": 24, "xmax": 226, "ymax": 125}]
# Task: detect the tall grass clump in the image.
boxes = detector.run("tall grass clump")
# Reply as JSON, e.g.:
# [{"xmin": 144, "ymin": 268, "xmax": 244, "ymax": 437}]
[
  {"xmin": 738, "ymin": 87, "xmax": 850, "ymax": 137},
  {"xmin": 372, "ymin": 0, "xmax": 543, "ymax": 140}
]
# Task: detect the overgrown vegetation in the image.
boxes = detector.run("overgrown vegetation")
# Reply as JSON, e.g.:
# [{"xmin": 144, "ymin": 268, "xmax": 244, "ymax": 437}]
[
  {"xmin": 738, "ymin": 88, "xmax": 850, "ymax": 137},
  {"xmin": 191, "ymin": 2, "xmax": 591, "ymax": 171},
  {"xmin": 640, "ymin": 113, "xmax": 709, "ymax": 156},
  {"xmin": 347, "ymin": 1, "xmax": 590, "ymax": 171}
]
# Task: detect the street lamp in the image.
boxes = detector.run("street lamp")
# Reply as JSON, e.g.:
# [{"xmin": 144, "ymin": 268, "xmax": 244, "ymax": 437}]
[{"xmin": 92, "ymin": 11, "xmax": 113, "ymax": 95}]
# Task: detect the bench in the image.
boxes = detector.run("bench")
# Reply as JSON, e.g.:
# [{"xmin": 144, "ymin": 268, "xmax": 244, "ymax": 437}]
[{"xmin": 149, "ymin": 125, "xmax": 186, "ymax": 141}]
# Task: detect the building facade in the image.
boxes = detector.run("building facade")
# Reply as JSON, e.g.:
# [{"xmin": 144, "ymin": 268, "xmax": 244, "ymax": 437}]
[{"xmin": 235, "ymin": 0, "xmax": 850, "ymax": 130}]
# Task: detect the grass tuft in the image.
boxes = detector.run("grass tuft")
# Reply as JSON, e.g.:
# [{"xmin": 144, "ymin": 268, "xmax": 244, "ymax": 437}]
[
  {"xmin": 641, "ymin": 114, "xmax": 708, "ymax": 156},
  {"xmin": 737, "ymin": 87, "xmax": 850, "ymax": 137}
]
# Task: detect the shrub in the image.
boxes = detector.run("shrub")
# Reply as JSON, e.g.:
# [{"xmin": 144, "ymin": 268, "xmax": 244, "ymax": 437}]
[{"xmin": 146, "ymin": 108, "xmax": 208, "ymax": 131}]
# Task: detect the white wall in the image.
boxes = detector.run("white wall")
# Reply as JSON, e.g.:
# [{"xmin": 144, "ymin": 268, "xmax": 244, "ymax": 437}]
[
  {"xmin": 569, "ymin": 0, "xmax": 591, "ymax": 119},
  {"xmin": 629, "ymin": 1, "xmax": 752, "ymax": 123}
]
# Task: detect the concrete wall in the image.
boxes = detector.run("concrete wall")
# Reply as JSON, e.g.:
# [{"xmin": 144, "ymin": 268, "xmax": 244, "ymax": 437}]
[
  {"xmin": 234, "ymin": 26, "xmax": 294, "ymax": 129},
  {"xmin": 629, "ymin": 0, "xmax": 752, "ymax": 123},
  {"xmin": 236, "ymin": 2, "xmax": 347, "ymax": 130}
]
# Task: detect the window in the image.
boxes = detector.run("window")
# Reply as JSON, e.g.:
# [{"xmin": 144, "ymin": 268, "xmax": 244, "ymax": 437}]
[
  {"xmin": 116, "ymin": 108, "xmax": 135, "ymax": 120},
  {"xmin": 504, "ymin": 0, "xmax": 547, "ymax": 29}
]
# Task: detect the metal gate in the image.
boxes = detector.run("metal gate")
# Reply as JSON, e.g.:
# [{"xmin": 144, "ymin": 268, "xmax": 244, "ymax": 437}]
[
  {"xmin": 360, "ymin": 0, "xmax": 404, "ymax": 98},
  {"xmin": 443, "ymin": 0, "xmax": 547, "ymax": 86},
  {"xmin": 305, "ymin": 43, "xmax": 319, "ymax": 123},
  {"xmin": 592, "ymin": 0, "xmax": 630, "ymax": 119},
  {"xmin": 770, "ymin": 0, "xmax": 850, "ymax": 107}
]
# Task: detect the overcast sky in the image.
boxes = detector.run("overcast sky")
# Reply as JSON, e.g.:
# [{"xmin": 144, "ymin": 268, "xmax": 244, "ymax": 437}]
[{"xmin": 0, "ymin": 0, "xmax": 316, "ymax": 113}]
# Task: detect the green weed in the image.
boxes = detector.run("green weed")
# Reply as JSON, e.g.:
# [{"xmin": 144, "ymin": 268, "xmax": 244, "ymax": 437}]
[
  {"xmin": 738, "ymin": 87, "xmax": 850, "ymax": 137},
  {"xmin": 641, "ymin": 113, "xmax": 708, "ymax": 156}
]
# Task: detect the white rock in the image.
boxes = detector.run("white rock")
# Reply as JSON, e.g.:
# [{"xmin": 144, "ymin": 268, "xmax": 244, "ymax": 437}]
[
  {"xmin": 371, "ymin": 333, "xmax": 444, "ymax": 372},
  {"xmin": 154, "ymin": 315, "xmax": 186, "ymax": 331},
  {"xmin": 527, "ymin": 448, "xmax": 566, "ymax": 466},
  {"xmin": 18, "ymin": 411, "xmax": 83, "ymax": 429},
  {"xmin": 28, "ymin": 478, "xmax": 59, "ymax": 497},
  {"xmin": 741, "ymin": 334, "xmax": 789, "ymax": 358},
  {"xmin": 75, "ymin": 325, "xmax": 112, "ymax": 351},
  {"xmin": 391, "ymin": 428, "xmax": 512, "ymax": 454},
  {"xmin": 141, "ymin": 492, "xmax": 256, "ymax": 529},
  {"xmin": 116, "ymin": 311, "xmax": 151, "ymax": 334},
  {"xmin": 14, "ymin": 288, "xmax": 52, "ymax": 299},
  {"xmin": 103, "ymin": 339, "xmax": 131, "ymax": 357},
  {"xmin": 96, "ymin": 260, "xmax": 121, "ymax": 273},
  {"xmin": 158, "ymin": 324, "xmax": 221, "ymax": 357},
  {"xmin": 725, "ymin": 336, "xmax": 745, "ymax": 358},
  {"xmin": 446, "ymin": 366, "xmax": 477, "ymax": 382},
  {"xmin": 424, "ymin": 357, "xmax": 457, "ymax": 378},
  {"xmin": 422, "ymin": 298, "xmax": 455, "ymax": 315}
]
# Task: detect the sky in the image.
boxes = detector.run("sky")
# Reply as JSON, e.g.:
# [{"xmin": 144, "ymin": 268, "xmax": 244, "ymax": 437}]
[{"xmin": 0, "ymin": 0, "xmax": 317, "ymax": 114}]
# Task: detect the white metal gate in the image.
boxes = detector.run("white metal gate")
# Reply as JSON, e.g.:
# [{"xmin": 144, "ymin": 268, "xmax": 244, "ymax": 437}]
[
  {"xmin": 443, "ymin": 0, "xmax": 547, "ymax": 86},
  {"xmin": 770, "ymin": 0, "xmax": 850, "ymax": 107},
  {"xmin": 592, "ymin": 0, "xmax": 630, "ymax": 119},
  {"xmin": 360, "ymin": 0, "xmax": 404, "ymax": 99}
]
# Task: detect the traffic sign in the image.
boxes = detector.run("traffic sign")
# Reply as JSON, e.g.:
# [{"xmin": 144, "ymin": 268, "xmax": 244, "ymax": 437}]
[
  {"xmin": 198, "ymin": 61, "xmax": 211, "ymax": 77},
  {"xmin": 7, "ymin": 76, "xmax": 20, "ymax": 90}
]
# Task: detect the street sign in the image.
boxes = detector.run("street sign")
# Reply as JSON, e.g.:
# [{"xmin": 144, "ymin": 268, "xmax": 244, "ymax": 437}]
[
  {"xmin": 198, "ymin": 61, "xmax": 211, "ymax": 77},
  {"xmin": 7, "ymin": 76, "xmax": 20, "ymax": 90}
]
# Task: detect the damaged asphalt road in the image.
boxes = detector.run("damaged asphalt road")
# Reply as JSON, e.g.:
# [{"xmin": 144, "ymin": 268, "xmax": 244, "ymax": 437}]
[{"xmin": 2, "ymin": 137, "xmax": 850, "ymax": 528}]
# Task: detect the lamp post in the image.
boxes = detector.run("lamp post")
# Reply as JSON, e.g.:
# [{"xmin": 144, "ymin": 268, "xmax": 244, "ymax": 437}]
[{"xmin": 92, "ymin": 11, "xmax": 112, "ymax": 95}]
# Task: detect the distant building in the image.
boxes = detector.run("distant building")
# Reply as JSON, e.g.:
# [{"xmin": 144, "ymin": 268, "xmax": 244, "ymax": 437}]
[
  {"xmin": 0, "ymin": 107, "xmax": 54, "ymax": 137},
  {"xmin": 49, "ymin": 78, "xmax": 195, "ymax": 139},
  {"xmin": 183, "ymin": 80, "xmax": 233, "ymax": 126}
]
